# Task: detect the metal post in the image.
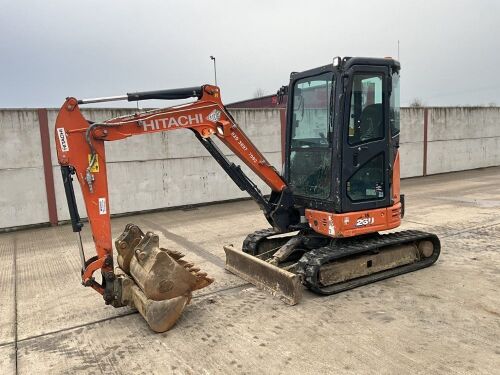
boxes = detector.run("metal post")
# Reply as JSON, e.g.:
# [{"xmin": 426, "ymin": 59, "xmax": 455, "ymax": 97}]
[
  {"xmin": 210, "ymin": 55, "xmax": 217, "ymax": 86},
  {"xmin": 37, "ymin": 108, "xmax": 58, "ymax": 226}
]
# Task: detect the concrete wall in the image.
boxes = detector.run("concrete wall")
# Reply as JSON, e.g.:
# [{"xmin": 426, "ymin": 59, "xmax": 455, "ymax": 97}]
[
  {"xmin": 0, "ymin": 107, "xmax": 499, "ymax": 229},
  {"xmin": 0, "ymin": 108, "xmax": 282, "ymax": 229},
  {"xmin": 0, "ymin": 110, "xmax": 48, "ymax": 228},
  {"xmin": 427, "ymin": 107, "xmax": 500, "ymax": 174},
  {"xmin": 399, "ymin": 108, "xmax": 425, "ymax": 178}
]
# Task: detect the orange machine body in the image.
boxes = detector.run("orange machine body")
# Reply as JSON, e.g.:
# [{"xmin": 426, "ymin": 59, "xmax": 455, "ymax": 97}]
[
  {"xmin": 54, "ymin": 85, "xmax": 402, "ymax": 294},
  {"xmin": 305, "ymin": 151, "xmax": 402, "ymax": 238}
]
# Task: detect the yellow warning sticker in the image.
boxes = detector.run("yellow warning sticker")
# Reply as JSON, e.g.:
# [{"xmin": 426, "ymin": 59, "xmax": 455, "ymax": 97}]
[{"xmin": 88, "ymin": 154, "xmax": 99, "ymax": 172}]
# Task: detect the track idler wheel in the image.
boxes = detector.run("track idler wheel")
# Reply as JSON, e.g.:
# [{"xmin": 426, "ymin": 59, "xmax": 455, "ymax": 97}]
[
  {"xmin": 114, "ymin": 224, "xmax": 214, "ymax": 332},
  {"xmin": 417, "ymin": 240, "xmax": 434, "ymax": 258}
]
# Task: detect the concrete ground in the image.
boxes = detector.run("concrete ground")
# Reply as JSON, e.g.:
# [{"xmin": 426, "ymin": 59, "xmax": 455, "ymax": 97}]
[{"xmin": 1, "ymin": 167, "xmax": 499, "ymax": 374}]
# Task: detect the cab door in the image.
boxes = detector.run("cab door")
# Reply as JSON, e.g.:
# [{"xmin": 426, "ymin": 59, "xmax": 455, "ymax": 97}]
[
  {"xmin": 286, "ymin": 71, "xmax": 334, "ymax": 205},
  {"xmin": 341, "ymin": 65, "xmax": 391, "ymax": 212}
]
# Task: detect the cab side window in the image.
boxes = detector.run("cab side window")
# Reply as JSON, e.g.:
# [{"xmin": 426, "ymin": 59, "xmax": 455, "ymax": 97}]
[{"xmin": 348, "ymin": 74, "xmax": 384, "ymax": 145}]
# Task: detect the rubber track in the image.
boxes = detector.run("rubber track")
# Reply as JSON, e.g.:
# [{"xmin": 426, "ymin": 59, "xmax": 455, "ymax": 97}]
[
  {"xmin": 297, "ymin": 230, "xmax": 441, "ymax": 295},
  {"xmin": 242, "ymin": 228, "xmax": 278, "ymax": 255}
]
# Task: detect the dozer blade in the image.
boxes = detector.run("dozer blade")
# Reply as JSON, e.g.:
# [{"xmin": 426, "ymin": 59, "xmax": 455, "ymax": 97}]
[
  {"xmin": 114, "ymin": 224, "xmax": 214, "ymax": 332},
  {"xmin": 224, "ymin": 245, "xmax": 302, "ymax": 305}
]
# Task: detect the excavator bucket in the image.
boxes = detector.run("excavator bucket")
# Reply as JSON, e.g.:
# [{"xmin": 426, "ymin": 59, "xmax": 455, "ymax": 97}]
[
  {"xmin": 223, "ymin": 245, "xmax": 302, "ymax": 305},
  {"xmin": 113, "ymin": 224, "xmax": 214, "ymax": 332}
]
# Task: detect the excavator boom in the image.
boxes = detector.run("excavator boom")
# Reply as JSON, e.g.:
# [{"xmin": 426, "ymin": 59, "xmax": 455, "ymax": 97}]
[{"xmin": 55, "ymin": 84, "xmax": 298, "ymax": 331}]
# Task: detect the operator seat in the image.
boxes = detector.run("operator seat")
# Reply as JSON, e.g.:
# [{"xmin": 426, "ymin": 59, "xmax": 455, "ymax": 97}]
[{"xmin": 359, "ymin": 103, "xmax": 383, "ymax": 142}]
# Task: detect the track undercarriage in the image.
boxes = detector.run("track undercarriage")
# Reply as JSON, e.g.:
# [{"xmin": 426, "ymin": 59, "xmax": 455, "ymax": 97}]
[{"xmin": 224, "ymin": 228, "xmax": 440, "ymax": 304}]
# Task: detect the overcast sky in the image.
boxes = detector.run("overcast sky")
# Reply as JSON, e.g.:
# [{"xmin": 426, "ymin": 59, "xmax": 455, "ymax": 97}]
[{"xmin": 1, "ymin": 0, "xmax": 499, "ymax": 107}]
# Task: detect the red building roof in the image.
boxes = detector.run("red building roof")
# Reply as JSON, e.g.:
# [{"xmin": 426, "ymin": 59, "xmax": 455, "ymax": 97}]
[{"xmin": 226, "ymin": 94, "xmax": 287, "ymax": 109}]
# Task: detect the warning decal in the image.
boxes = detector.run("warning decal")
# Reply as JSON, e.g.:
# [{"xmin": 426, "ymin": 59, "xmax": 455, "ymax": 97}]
[
  {"xmin": 57, "ymin": 128, "xmax": 69, "ymax": 152},
  {"xmin": 88, "ymin": 154, "xmax": 99, "ymax": 172},
  {"xmin": 98, "ymin": 198, "xmax": 107, "ymax": 215},
  {"xmin": 206, "ymin": 109, "xmax": 221, "ymax": 123}
]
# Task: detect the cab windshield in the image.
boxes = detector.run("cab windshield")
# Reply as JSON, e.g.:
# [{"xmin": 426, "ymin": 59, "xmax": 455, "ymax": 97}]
[
  {"xmin": 288, "ymin": 72, "xmax": 334, "ymax": 199},
  {"xmin": 291, "ymin": 73, "xmax": 333, "ymax": 148}
]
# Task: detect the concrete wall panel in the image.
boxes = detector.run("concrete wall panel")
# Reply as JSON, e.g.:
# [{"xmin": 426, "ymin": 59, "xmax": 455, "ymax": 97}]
[
  {"xmin": 2, "ymin": 106, "xmax": 499, "ymax": 229},
  {"xmin": 429, "ymin": 107, "xmax": 500, "ymax": 141},
  {"xmin": 0, "ymin": 167, "xmax": 48, "ymax": 228},
  {"xmin": 427, "ymin": 137, "xmax": 500, "ymax": 175},
  {"xmin": 0, "ymin": 110, "xmax": 43, "ymax": 169},
  {"xmin": 0, "ymin": 110, "xmax": 48, "ymax": 228},
  {"xmin": 400, "ymin": 108, "xmax": 424, "ymax": 144},
  {"xmin": 399, "ymin": 142, "xmax": 424, "ymax": 178},
  {"xmin": 230, "ymin": 109, "xmax": 282, "ymax": 153},
  {"xmin": 163, "ymin": 130, "xmax": 210, "ymax": 159}
]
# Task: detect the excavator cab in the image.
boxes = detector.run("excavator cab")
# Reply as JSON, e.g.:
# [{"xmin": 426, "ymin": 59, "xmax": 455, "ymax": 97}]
[
  {"xmin": 226, "ymin": 57, "xmax": 439, "ymax": 304},
  {"xmin": 285, "ymin": 57, "xmax": 400, "ymax": 214}
]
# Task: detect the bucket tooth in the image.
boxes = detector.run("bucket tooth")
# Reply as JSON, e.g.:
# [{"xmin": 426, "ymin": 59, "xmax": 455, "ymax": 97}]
[
  {"xmin": 193, "ymin": 274, "xmax": 214, "ymax": 291},
  {"xmin": 161, "ymin": 248, "xmax": 185, "ymax": 260}
]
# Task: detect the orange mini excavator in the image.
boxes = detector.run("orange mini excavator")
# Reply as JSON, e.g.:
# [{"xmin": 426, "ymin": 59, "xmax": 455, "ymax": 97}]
[{"xmin": 55, "ymin": 57, "xmax": 440, "ymax": 332}]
